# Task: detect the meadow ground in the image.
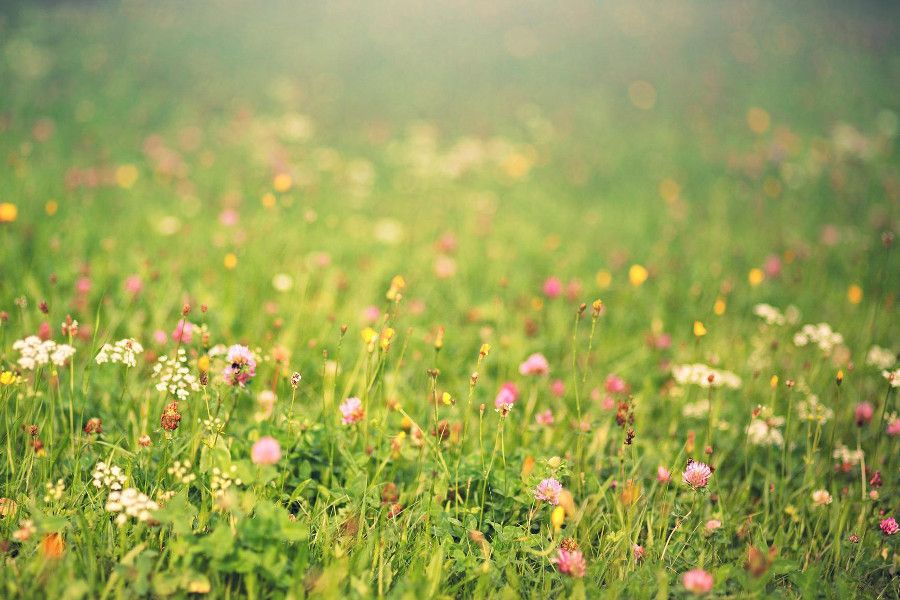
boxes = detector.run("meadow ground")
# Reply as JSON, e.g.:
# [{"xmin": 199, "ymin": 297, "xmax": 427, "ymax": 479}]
[{"xmin": 0, "ymin": 1, "xmax": 898, "ymax": 598}]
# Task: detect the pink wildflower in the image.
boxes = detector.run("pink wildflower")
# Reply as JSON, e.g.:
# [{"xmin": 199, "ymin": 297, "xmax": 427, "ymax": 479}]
[
  {"xmin": 854, "ymin": 402, "xmax": 873, "ymax": 426},
  {"xmin": 657, "ymin": 466, "xmax": 671, "ymax": 484},
  {"xmin": 605, "ymin": 374, "xmax": 626, "ymax": 394},
  {"xmin": 553, "ymin": 548, "xmax": 586, "ymax": 578},
  {"xmin": 888, "ymin": 417, "xmax": 900, "ymax": 437},
  {"xmin": 222, "ymin": 344, "xmax": 256, "ymax": 387},
  {"xmin": 251, "ymin": 436, "xmax": 281, "ymax": 465},
  {"xmin": 519, "ymin": 353, "xmax": 549, "ymax": 376},
  {"xmin": 340, "ymin": 397, "xmax": 364, "ymax": 425},
  {"xmin": 682, "ymin": 461, "xmax": 712, "ymax": 489},
  {"xmin": 534, "ymin": 477, "xmax": 563, "ymax": 505},
  {"xmin": 682, "ymin": 569, "xmax": 713, "ymax": 594},
  {"xmin": 494, "ymin": 382, "xmax": 519, "ymax": 410},
  {"xmin": 632, "ymin": 544, "xmax": 645, "ymax": 561},
  {"xmin": 880, "ymin": 517, "xmax": 898, "ymax": 536},
  {"xmin": 550, "ymin": 379, "xmax": 565, "ymax": 397},
  {"xmin": 124, "ymin": 275, "xmax": 143, "ymax": 296},
  {"xmin": 764, "ymin": 254, "xmax": 782, "ymax": 278},
  {"xmin": 535, "ymin": 409, "xmax": 555, "ymax": 426},
  {"xmin": 171, "ymin": 321, "xmax": 194, "ymax": 344},
  {"xmin": 542, "ymin": 277, "xmax": 562, "ymax": 299}
]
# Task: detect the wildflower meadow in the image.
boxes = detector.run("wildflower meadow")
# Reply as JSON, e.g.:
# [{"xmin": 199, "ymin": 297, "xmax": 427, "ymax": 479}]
[{"xmin": 0, "ymin": 1, "xmax": 897, "ymax": 598}]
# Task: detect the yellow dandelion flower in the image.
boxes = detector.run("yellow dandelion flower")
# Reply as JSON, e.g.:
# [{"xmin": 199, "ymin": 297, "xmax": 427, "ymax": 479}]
[
  {"xmin": 748, "ymin": 268, "xmax": 764, "ymax": 286},
  {"xmin": 0, "ymin": 203, "xmax": 17, "ymax": 223},
  {"xmin": 629, "ymin": 264, "xmax": 648, "ymax": 287},
  {"xmin": 223, "ymin": 253, "xmax": 238, "ymax": 269},
  {"xmin": 847, "ymin": 284, "xmax": 862, "ymax": 304},
  {"xmin": 693, "ymin": 320, "xmax": 707, "ymax": 337}
]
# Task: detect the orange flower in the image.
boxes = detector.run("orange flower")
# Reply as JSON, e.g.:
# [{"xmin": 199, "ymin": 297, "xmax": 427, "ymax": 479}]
[{"xmin": 41, "ymin": 533, "xmax": 65, "ymax": 559}]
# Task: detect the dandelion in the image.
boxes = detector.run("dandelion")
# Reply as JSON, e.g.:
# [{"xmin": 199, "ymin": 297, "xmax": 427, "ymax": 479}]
[
  {"xmin": 340, "ymin": 397, "xmax": 364, "ymax": 425},
  {"xmin": 682, "ymin": 461, "xmax": 712, "ymax": 489},
  {"xmin": 811, "ymin": 489, "xmax": 833, "ymax": 507},
  {"xmin": 552, "ymin": 548, "xmax": 587, "ymax": 578},
  {"xmin": 682, "ymin": 569, "xmax": 713, "ymax": 595},
  {"xmin": 518, "ymin": 353, "xmax": 549, "ymax": 376},
  {"xmin": 222, "ymin": 344, "xmax": 257, "ymax": 387},
  {"xmin": 95, "ymin": 338, "xmax": 144, "ymax": 367},
  {"xmin": 251, "ymin": 436, "xmax": 282, "ymax": 465},
  {"xmin": 879, "ymin": 517, "xmax": 898, "ymax": 536},
  {"xmin": 534, "ymin": 477, "xmax": 563, "ymax": 504}
]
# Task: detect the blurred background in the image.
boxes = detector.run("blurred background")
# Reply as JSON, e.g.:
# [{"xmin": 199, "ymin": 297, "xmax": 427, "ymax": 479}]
[{"xmin": 0, "ymin": 0, "xmax": 897, "ymax": 348}]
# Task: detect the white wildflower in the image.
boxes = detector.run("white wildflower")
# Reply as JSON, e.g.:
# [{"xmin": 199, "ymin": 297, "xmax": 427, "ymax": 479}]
[
  {"xmin": 152, "ymin": 348, "xmax": 199, "ymax": 399},
  {"xmin": 793, "ymin": 323, "xmax": 843, "ymax": 355},
  {"xmin": 672, "ymin": 363, "xmax": 742, "ymax": 389},
  {"xmin": 95, "ymin": 338, "xmax": 144, "ymax": 367},
  {"xmin": 105, "ymin": 488, "xmax": 159, "ymax": 525},
  {"xmin": 753, "ymin": 304, "xmax": 785, "ymax": 326}
]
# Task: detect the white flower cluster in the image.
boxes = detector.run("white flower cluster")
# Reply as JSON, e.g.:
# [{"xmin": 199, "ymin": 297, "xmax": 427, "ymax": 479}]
[
  {"xmin": 672, "ymin": 363, "xmax": 742, "ymax": 389},
  {"xmin": 95, "ymin": 338, "xmax": 144, "ymax": 367},
  {"xmin": 865, "ymin": 345, "xmax": 895, "ymax": 369},
  {"xmin": 12, "ymin": 336, "xmax": 77, "ymax": 370},
  {"xmin": 832, "ymin": 444, "xmax": 864, "ymax": 466},
  {"xmin": 152, "ymin": 348, "xmax": 199, "ymax": 399},
  {"xmin": 883, "ymin": 368, "xmax": 899, "ymax": 388},
  {"xmin": 793, "ymin": 323, "xmax": 843, "ymax": 354},
  {"xmin": 796, "ymin": 394, "xmax": 833, "ymax": 424},
  {"xmin": 105, "ymin": 488, "xmax": 159, "ymax": 525},
  {"xmin": 211, "ymin": 465, "xmax": 243, "ymax": 499},
  {"xmin": 682, "ymin": 399, "xmax": 710, "ymax": 418},
  {"xmin": 92, "ymin": 461, "xmax": 128, "ymax": 491},
  {"xmin": 167, "ymin": 460, "xmax": 197, "ymax": 485},
  {"xmin": 44, "ymin": 479, "xmax": 65, "ymax": 502},
  {"xmin": 746, "ymin": 415, "xmax": 785, "ymax": 447},
  {"xmin": 753, "ymin": 304, "xmax": 785, "ymax": 326}
]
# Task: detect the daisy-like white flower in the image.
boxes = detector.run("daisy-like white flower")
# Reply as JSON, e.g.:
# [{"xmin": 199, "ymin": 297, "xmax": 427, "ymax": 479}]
[
  {"xmin": 793, "ymin": 323, "xmax": 843, "ymax": 355},
  {"xmin": 682, "ymin": 461, "xmax": 712, "ymax": 489}
]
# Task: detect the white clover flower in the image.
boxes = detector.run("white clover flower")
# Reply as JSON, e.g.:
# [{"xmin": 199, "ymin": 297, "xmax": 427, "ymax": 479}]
[
  {"xmin": 672, "ymin": 363, "xmax": 742, "ymax": 389},
  {"xmin": 746, "ymin": 417, "xmax": 785, "ymax": 447},
  {"xmin": 152, "ymin": 348, "xmax": 199, "ymax": 399},
  {"xmin": 106, "ymin": 487, "xmax": 159, "ymax": 525},
  {"xmin": 92, "ymin": 461, "xmax": 128, "ymax": 491},
  {"xmin": 753, "ymin": 304, "xmax": 785, "ymax": 326},
  {"xmin": 95, "ymin": 338, "xmax": 144, "ymax": 367},
  {"xmin": 793, "ymin": 323, "xmax": 843, "ymax": 355}
]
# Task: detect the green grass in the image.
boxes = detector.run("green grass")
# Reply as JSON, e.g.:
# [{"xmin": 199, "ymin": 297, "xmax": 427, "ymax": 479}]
[{"xmin": 0, "ymin": 1, "xmax": 897, "ymax": 598}]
